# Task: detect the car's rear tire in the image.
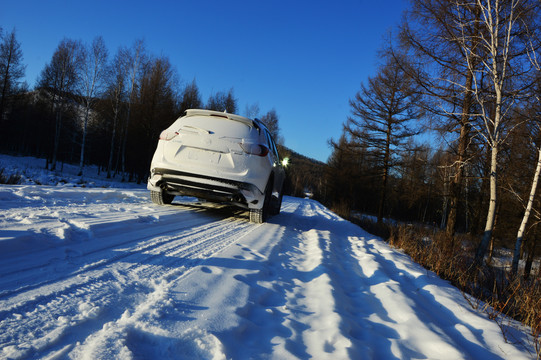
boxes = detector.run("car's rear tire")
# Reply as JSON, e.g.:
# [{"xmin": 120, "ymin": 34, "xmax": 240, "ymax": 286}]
[
  {"xmin": 150, "ymin": 190, "xmax": 174, "ymax": 205},
  {"xmin": 250, "ymin": 179, "xmax": 272, "ymax": 223},
  {"xmin": 249, "ymin": 208, "xmax": 264, "ymax": 223}
]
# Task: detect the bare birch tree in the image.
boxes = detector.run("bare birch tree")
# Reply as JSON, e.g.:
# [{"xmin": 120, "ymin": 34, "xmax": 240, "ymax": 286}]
[
  {"xmin": 511, "ymin": 33, "xmax": 541, "ymax": 275},
  {"xmin": 119, "ymin": 39, "xmax": 146, "ymax": 181},
  {"xmin": 511, "ymin": 127, "xmax": 541, "ymax": 274},
  {"xmin": 244, "ymin": 102, "xmax": 260, "ymax": 119},
  {"xmin": 105, "ymin": 50, "xmax": 127, "ymax": 178},
  {"xmin": 454, "ymin": 0, "xmax": 539, "ymax": 265},
  {"xmin": 38, "ymin": 38, "xmax": 82, "ymax": 171},
  {"xmin": 77, "ymin": 36, "xmax": 108, "ymax": 176}
]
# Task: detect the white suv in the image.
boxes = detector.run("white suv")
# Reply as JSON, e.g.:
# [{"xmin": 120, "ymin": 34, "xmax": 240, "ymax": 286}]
[{"xmin": 147, "ymin": 109, "xmax": 285, "ymax": 223}]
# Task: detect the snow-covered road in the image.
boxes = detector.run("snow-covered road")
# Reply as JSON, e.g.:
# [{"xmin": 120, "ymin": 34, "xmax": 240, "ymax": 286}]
[{"xmin": 0, "ymin": 186, "xmax": 534, "ymax": 359}]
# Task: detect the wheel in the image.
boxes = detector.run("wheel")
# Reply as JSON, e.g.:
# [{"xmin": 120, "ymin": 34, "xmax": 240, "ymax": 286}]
[
  {"xmin": 249, "ymin": 207, "xmax": 264, "ymax": 224},
  {"xmin": 150, "ymin": 190, "xmax": 174, "ymax": 205},
  {"xmin": 249, "ymin": 179, "xmax": 273, "ymax": 223},
  {"xmin": 270, "ymin": 189, "xmax": 283, "ymax": 216}
]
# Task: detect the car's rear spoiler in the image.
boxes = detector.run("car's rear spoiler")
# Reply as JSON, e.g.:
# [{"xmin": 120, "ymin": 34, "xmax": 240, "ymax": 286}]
[{"xmin": 184, "ymin": 109, "xmax": 256, "ymax": 128}]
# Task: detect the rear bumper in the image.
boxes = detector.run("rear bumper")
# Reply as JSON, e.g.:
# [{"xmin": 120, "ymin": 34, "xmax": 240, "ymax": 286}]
[{"xmin": 147, "ymin": 168, "xmax": 264, "ymax": 209}]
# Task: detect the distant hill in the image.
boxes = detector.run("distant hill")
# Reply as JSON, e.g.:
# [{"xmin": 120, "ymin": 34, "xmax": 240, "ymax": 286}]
[{"xmin": 277, "ymin": 144, "xmax": 327, "ymax": 200}]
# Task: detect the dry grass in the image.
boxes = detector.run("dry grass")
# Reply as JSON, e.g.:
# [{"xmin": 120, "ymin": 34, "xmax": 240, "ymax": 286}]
[
  {"xmin": 331, "ymin": 200, "xmax": 352, "ymax": 220},
  {"xmin": 350, "ymin": 215, "xmax": 393, "ymax": 240},
  {"xmin": 0, "ymin": 168, "xmax": 21, "ymax": 184}
]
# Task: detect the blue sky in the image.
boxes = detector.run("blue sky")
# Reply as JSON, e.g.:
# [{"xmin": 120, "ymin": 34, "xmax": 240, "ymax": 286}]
[{"xmin": 1, "ymin": 0, "xmax": 408, "ymax": 162}]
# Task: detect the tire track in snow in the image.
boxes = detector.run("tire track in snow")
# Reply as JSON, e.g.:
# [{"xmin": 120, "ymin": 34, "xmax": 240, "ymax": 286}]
[
  {"xmin": 0, "ymin": 202, "xmax": 257, "ymax": 359},
  {"xmin": 277, "ymin": 200, "xmax": 354, "ymax": 359},
  {"xmin": 222, "ymin": 198, "xmax": 353, "ymax": 359},
  {"xmin": 0, "ymin": 213, "xmax": 211, "ymax": 295},
  {"xmin": 277, "ymin": 201, "xmax": 404, "ymax": 359},
  {"xmin": 0, "ymin": 197, "xmax": 250, "ymax": 295},
  {"xmin": 0, "ymin": 214, "xmax": 248, "ymax": 312},
  {"xmin": 63, "ymin": 213, "xmax": 260, "ymax": 360}
]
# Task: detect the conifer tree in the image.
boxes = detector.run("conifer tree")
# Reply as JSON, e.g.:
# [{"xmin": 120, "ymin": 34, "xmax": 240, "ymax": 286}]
[{"xmin": 347, "ymin": 54, "xmax": 422, "ymax": 223}]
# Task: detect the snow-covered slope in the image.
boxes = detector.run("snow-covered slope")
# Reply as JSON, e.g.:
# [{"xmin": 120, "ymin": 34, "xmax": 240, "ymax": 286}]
[{"xmin": 0, "ymin": 185, "xmax": 535, "ymax": 359}]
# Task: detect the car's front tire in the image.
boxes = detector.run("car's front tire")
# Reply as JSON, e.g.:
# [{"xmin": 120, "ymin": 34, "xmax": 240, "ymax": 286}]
[{"xmin": 150, "ymin": 190, "xmax": 174, "ymax": 205}]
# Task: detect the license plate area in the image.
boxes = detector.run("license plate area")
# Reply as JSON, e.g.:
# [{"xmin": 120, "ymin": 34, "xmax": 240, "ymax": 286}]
[{"xmin": 187, "ymin": 148, "xmax": 221, "ymax": 164}]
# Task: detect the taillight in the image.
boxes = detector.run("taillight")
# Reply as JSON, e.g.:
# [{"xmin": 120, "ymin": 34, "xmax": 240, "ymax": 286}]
[
  {"xmin": 240, "ymin": 143, "xmax": 269, "ymax": 157},
  {"xmin": 159, "ymin": 130, "xmax": 178, "ymax": 141}
]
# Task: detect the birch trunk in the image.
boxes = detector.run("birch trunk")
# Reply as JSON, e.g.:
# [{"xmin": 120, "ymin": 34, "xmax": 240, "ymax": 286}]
[
  {"xmin": 120, "ymin": 40, "xmax": 144, "ymax": 182},
  {"xmin": 475, "ymin": 142, "xmax": 499, "ymax": 264},
  {"xmin": 511, "ymin": 146, "xmax": 541, "ymax": 275},
  {"xmin": 446, "ymin": 71, "xmax": 473, "ymax": 237},
  {"xmin": 51, "ymin": 109, "xmax": 62, "ymax": 171},
  {"xmin": 78, "ymin": 37, "xmax": 107, "ymax": 177},
  {"xmin": 471, "ymin": 0, "xmax": 519, "ymax": 266},
  {"xmin": 78, "ymin": 107, "xmax": 90, "ymax": 176},
  {"xmin": 106, "ymin": 107, "xmax": 119, "ymax": 179}
]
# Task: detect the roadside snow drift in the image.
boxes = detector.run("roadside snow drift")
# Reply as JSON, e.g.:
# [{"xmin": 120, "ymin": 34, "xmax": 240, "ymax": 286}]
[{"xmin": 0, "ymin": 185, "xmax": 535, "ymax": 359}]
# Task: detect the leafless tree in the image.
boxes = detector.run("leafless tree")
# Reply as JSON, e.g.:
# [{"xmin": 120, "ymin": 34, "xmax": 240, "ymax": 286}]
[
  {"xmin": 456, "ymin": 0, "xmax": 541, "ymax": 265},
  {"xmin": 136, "ymin": 55, "xmax": 179, "ymax": 178},
  {"xmin": 512, "ymin": 36, "xmax": 541, "ymax": 275},
  {"xmin": 119, "ymin": 39, "xmax": 146, "ymax": 181},
  {"xmin": 0, "ymin": 28, "xmax": 26, "ymax": 123},
  {"xmin": 260, "ymin": 108, "xmax": 281, "ymax": 143},
  {"xmin": 244, "ymin": 102, "xmax": 260, "ymax": 119},
  {"xmin": 400, "ymin": 0, "xmax": 483, "ymax": 237},
  {"xmin": 77, "ymin": 36, "xmax": 108, "ymax": 176},
  {"xmin": 206, "ymin": 88, "xmax": 237, "ymax": 113},
  {"xmin": 38, "ymin": 38, "xmax": 83, "ymax": 171},
  {"xmin": 104, "ymin": 49, "xmax": 127, "ymax": 178}
]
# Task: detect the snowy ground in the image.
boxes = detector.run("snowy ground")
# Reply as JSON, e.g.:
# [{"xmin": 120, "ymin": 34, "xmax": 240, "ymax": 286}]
[
  {"xmin": 0, "ymin": 154, "xmax": 143, "ymax": 188},
  {"xmin": 0, "ymin": 182, "xmax": 537, "ymax": 359}
]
